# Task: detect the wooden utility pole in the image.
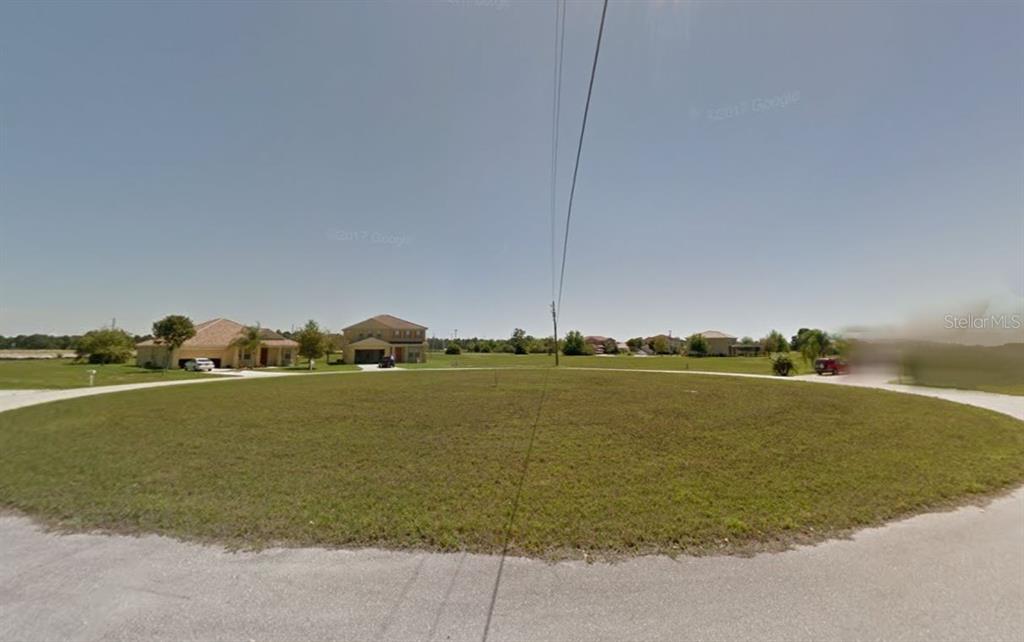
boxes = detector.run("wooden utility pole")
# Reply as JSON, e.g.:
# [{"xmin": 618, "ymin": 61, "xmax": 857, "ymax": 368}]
[{"xmin": 551, "ymin": 301, "xmax": 559, "ymax": 367}]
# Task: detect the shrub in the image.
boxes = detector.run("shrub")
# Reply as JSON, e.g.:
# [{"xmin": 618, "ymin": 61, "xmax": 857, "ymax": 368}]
[
  {"xmin": 76, "ymin": 328, "xmax": 134, "ymax": 364},
  {"xmin": 562, "ymin": 330, "xmax": 587, "ymax": 356},
  {"xmin": 686, "ymin": 333, "xmax": 708, "ymax": 356},
  {"xmin": 771, "ymin": 354, "xmax": 797, "ymax": 376},
  {"xmin": 445, "ymin": 343, "xmax": 462, "ymax": 355}
]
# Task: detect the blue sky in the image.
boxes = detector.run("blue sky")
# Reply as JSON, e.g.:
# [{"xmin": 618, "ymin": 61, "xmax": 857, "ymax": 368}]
[{"xmin": 2, "ymin": 1, "xmax": 1021, "ymax": 341}]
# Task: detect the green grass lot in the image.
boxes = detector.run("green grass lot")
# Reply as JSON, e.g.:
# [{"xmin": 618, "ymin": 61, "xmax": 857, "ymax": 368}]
[
  {"xmin": 411, "ymin": 351, "xmax": 808, "ymax": 376},
  {"xmin": 0, "ymin": 359, "xmax": 211, "ymax": 390},
  {"xmin": 2, "ymin": 369, "xmax": 1020, "ymax": 558},
  {"xmin": 902, "ymin": 343, "xmax": 1024, "ymax": 396}
]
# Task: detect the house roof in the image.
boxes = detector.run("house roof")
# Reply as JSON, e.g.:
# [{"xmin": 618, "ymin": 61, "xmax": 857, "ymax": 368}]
[
  {"xmin": 700, "ymin": 330, "xmax": 737, "ymax": 339},
  {"xmin": 137, "ymin": 318, "xmax": 298, "ymax": 348},
  {"xmin": 348, "ymin": 336, "xmax": 392, "ymax": 349},
  {"xmin": 585, "ymin": 335, "xmax": 610, "ymax": 343},
  {"xmin": 342, "ymin": 314, "xmax": 427, "ymax": 332}
]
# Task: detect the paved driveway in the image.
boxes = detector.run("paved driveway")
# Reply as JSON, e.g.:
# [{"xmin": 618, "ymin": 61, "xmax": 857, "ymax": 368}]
[{"xmin": 0, "ymin": 369, "xmax": 1021, "ymax": 641}]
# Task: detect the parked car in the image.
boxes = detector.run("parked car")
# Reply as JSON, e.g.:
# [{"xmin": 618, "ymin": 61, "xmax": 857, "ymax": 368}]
[
  {"xmin": 814, "ymin": 357, "xmax": 848, "ymax": 375},
  {"xmin": 183, "ymin": 357, "xmax": 215, "ymax": 372},
  {"xmin": 378, "ymin": 355, "xmax": 396, "ymax": 368}
]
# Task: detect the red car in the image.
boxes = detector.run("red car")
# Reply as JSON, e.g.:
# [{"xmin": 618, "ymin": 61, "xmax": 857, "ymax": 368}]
[{"xmin": 814, "ymin": 357, "xmax": 849, "ymax": 375}]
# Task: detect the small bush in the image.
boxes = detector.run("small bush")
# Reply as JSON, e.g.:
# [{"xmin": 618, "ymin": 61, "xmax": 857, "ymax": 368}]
[
  {"xmin": 771, "ymin": 354, "xmax": 796, "ymax": 376},
  {"xmin": 445, "ymin": 344, "xmax": 462, "ymax": 355}
]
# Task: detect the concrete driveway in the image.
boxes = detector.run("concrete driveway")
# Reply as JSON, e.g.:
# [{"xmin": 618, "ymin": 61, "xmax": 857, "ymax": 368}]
[{"xmin": 0, "ymin": 369, "xmax": 1021, "ymax": 641}]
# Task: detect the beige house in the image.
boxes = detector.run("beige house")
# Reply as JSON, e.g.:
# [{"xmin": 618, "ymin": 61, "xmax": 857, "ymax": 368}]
[
  {"xmin": 340, "ymin": 314, "xmax": 428, "ymax": 364},
  {"xmin": 136, "ymin": 318, "xmax": 298, "ymax": 368},
  {"xmin": 698, "ymin": 330, "xmax": 737, "ymax": 356}
]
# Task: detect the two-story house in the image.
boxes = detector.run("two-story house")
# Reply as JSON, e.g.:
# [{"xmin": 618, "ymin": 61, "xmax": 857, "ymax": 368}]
[{"xmin": 340, "ymin": 314, "xmax": 429, "ymax": 364}]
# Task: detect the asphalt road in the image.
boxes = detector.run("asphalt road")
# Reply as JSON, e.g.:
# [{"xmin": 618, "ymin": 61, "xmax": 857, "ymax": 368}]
[{"xmin": 1, "ymin": 369, "xmax": 1021, "ymax": 641}]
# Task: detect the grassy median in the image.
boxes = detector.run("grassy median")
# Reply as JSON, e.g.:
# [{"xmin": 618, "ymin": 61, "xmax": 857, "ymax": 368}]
[{"xmin": 1, "ymin": 369, "xmax": 1021, "ymax": 558}]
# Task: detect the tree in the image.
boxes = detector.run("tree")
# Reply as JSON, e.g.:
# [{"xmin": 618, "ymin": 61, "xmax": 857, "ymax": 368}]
[
  {"xmin": 76, "ymin": 328, "xmax": 134, "ymax": 364},
  {"xmin": 626, "ymin": 337, "xmax": 644, "ymax": 352},
  {"xmin": 651, "ymin": 335, "xmax": 671, "ymax": 355},
  {"xmin": 509, "ymin": 328, "xmax": 529, "ymax": 355},
  {"xmin": 295, "ymin": 320, "xmax": 329, "ymax": 370},
  {"xmin": 602, "ymin": 338, "xmax": 618, "ymax": 355},
  {"xmin": 231, "ymin": 325, "xmax": 263, "ymax": 368},
  {"xmin": 798, "ymin": 329, "xmax": 833, "ymax": 364},
  {"xmin": 791, "ymin": 328, "xmax": 811, "ymax": 351},
  {"xmin": 151, "ymin": 315, "xmax": 196, "ymax": 369},
  {"xmin": 762, "ymin": 329, "xmax": 789, "ymax": 354},
  {"xmin": 562, "ymin": 330, "xmax": 586, "ymax": 356},
  {"xmin": 445, "ymin": 343, "xmax": 461, "ymax": 355},
  {"xmin": 739, "ymin": 336, "xmax": 756, "ymax": 345},
  {"xmin": 686, "ymin": 333, "xmax": 708, "ymax": 356}
]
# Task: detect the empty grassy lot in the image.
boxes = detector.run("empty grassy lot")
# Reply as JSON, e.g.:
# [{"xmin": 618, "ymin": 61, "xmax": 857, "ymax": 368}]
[
  {"xmin": 409, "ymin": 351, "xmax": 807, "ymax": 375},
  {"xmin": 902, "ymin": 342, "xmax": 1024, "ymax": 396},
  {"xmin": 0, "ymin": 359, "xmax": 212, "ymax": 389},
  {"xmin": 1, "ymin": 369, "xmax": 1021, "ymax": 558}
]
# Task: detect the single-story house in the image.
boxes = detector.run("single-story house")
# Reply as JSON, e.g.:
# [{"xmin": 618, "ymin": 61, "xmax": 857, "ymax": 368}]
[
  {"xmin": 584, "ymin": 335, "xmax": 611, "ymax": 354},
  {"xmin": 136, "ymin": 318, "xmax": 298, "ymax": 368},
  {"xmin": 697, "ymin": 330, "xmax": 736, "ymax": 356},
  {"xmin": 340, "ymin": 314, "xmax": 428, "ymax": 364}
]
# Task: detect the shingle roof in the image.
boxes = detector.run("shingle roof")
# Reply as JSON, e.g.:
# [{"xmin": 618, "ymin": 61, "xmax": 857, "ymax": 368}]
[
  {"xmin": 342, "ymin": 314, "xmax": 427, "ymax": 331},
  {"xmin": 137, "ymin": 318, "xmax": 297, "ymax": 348},
  {"xmin": 700, "ymin": 330, "xmax": 736, "ymax": 339}
]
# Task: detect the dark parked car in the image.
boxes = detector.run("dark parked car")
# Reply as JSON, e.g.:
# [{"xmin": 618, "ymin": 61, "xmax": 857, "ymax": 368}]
[
  {"xmin": 378, "ymin": 355, "xmax": 396, "ymax": 368},
  {"xmin": 814, "ymin": 357, "xmax": 849, "ymax": 375}
]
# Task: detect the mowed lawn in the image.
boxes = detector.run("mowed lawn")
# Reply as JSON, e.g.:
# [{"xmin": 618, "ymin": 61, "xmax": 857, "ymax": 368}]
[
  {"xmin": 1, "ymin": 369, "xmax": 1021, "ymax": 558},
  {"xmin": 408, "ymin": 351, "xmax": 807, "ymax": 375},
  {"xmin": 0, "ymin": 359, "xmax": 212, "ymax": 389}
]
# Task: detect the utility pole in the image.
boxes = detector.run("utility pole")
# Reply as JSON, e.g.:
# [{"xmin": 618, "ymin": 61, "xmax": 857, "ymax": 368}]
[{"xmin": 551, "ymin": 301, "xmax": 559, "ymax": 367}]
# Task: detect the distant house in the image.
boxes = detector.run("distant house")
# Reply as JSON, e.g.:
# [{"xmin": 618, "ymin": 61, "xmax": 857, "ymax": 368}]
[
  {"xmin": 697, "ymin": 330, "xmax": 736, "ymax": 356},
  {"xmin": 584, "ymin": 335, "xmax": 611, "ymax": 354},
  {"xmin": 136, "ymin": 318, "xmax": 298, "ymax": 368},
  {"xmin": 645, "ymin": 334, "xmax": 685, "ymax": 354},
  {"xmin": 340, "ymin": 314, "xmax": 428, "ymax": 364}
]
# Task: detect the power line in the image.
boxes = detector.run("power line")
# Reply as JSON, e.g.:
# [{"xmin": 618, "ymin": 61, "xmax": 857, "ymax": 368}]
[
  {"xmin": 555, "ymin": 0, "xmax": 609, "ymax": 321},
  {"xmin": 483, "ymin": 6, "xmax": 610, "ymax": 640},
  {"xmin": 549, "ymin": 0, "xmax": 566, "ymax": 303}
]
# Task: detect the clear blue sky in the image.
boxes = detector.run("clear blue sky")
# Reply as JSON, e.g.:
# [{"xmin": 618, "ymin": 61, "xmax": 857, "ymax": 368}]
[{"xmin": 2, "ymin": 1, "xmax": 1021, "ymax": 340}]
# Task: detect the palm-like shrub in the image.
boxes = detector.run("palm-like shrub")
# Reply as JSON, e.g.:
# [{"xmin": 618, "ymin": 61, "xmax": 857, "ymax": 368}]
[{"xmin": 231, "ymin": 326, "xmax": 263, "ymax": 367}]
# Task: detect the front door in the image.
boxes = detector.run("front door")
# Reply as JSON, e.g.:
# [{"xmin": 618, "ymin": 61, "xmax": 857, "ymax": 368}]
[
  {"xmin": 259, "ymin": 347, "xmax": 269, "ymax": 366},
  {"xmin": 393, "ymin": 347, "xmax": 404, "ymax": 363}
]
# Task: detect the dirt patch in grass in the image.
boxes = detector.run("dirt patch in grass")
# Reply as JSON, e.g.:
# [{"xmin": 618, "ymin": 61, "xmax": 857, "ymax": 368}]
[{"xmin": 1, "ymin": 370, "xmax": 1021, "ymax": 559}]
